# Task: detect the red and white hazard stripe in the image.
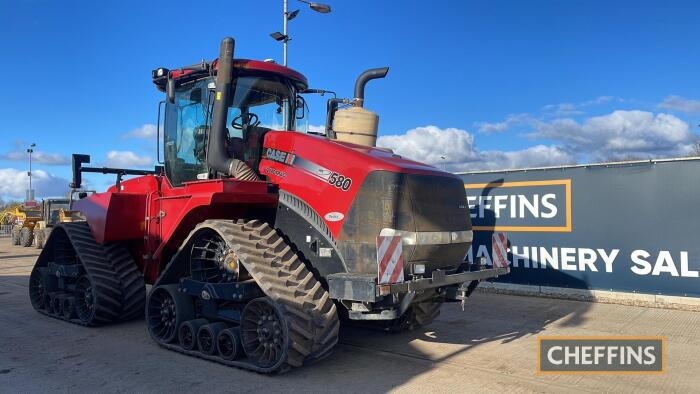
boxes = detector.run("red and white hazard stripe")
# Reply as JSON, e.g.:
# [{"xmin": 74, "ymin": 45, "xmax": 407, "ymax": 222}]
[
  {"xmin": 492, "ymin": 232, "xmax": 509, "ymax": 269},
  {"xmin": 376, "ymin": 235, "xmax": 405, "ymax": 284}
]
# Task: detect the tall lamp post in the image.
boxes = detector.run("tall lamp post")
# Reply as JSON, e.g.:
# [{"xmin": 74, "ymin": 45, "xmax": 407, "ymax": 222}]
[
  {"xmin": 27, "ymin": 143, "xmax": 36, "ymax": 202},
  {"xmin": 270, "ymin": 0, "xmax": 332, "ymax": 67}
]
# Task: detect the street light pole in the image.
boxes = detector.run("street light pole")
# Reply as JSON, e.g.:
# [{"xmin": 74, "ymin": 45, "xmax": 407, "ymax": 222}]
[
  {"xmin": 283, "ymin": 0, "xmax": 288, "ymax": 66},
  {"xmin": 27, "ymin": 143, "xmax": 36, "ymax": 202},
  {"xmin": 271, "ymin": 0, "xmax": 332, "ymax": 67}
]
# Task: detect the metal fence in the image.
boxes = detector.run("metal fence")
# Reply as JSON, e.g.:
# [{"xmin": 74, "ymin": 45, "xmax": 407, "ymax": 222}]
[{"xmin": 0, "ymin": 225, "xmax": 12, "ymax": 238}]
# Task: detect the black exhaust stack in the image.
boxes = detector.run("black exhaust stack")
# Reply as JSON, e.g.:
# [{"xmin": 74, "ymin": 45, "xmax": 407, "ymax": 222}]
[
  {"xmin": 207, "ymin": 37, "xmax": 236, "ymax": 176},
  {"xmin": 353, "ymin": 67, "xmax": 389, "ymax": 107}
]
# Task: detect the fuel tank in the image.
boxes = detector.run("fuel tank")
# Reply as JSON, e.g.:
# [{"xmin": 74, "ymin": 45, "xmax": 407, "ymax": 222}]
[{"xmin": 259, "ymin": 131, "xmax": 472, "ymax": 276}]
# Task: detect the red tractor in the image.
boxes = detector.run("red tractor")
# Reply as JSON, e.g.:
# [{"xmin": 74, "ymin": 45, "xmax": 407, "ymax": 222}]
[{"xmin": 29, "ymin": 37, "xmax": 508, "ymax": 373}]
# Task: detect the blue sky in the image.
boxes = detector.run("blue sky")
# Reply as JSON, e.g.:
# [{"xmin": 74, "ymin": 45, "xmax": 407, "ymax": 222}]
[{"xmin": 2, "ymin": 0, "xmax": 700, "ymax": 200}]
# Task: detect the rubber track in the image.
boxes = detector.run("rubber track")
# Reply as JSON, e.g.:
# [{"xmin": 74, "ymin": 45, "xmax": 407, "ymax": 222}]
[
  {"xmin": 30, "ymin": 222, "xmax": 145, "ymax": 326},
  {"xmin": 104, "ymin": 243, "xmax": 146, "ymax": 321},
  {"xmin": 154, "ymin": 219, "xmax": 340, "ymax": 373},
  {"xmin": 224, "ymin": 219, "xmax": 340, "ymax": 362}
]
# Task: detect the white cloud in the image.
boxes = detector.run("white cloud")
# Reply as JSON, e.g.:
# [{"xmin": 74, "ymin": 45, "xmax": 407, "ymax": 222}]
[
  {"xmin": 541, "ymin": 102, "xmax": 584, "ymax": 116},
  {"xmin": 0, "ymin": 168, "xmax": 70, "ymax": 200},
  {"xmin": 123, "ymin": 124, "xmax": 158, "ymax": 139},
  {"xmin": 529, "ymin": 110, "xmax": 697, "ymax": 161},
  {"xmin": 476, "ymin": 113, "xmax": 534, "ymax": 134},
  {"xmin": 105, "ymin": 151, "xmax": 153, "ymax": 168},
  {"xmin": 377, "ymin": 125, "xmax": 575, "ymax": 172},
  {"xmin": 307, "ymin": 124, "xmax": 326, "ymax": 134},
  {"xmin": 1, "ymin": 150, "xmax": 69, "ymax": 165},
  {"xmin": 542, "ymin": 96, "xmax": 618, "ymax": 116},
  {"xmin": 657, "ymin": 96, "xmax": 700, "ymax": 115},
  {"xmin": 477, "ymin": 96, "xmax": 622, "ymax": 134},
  {"xmin": 581, "ymin": 96, "xmax": 616, "ymax": 106}
]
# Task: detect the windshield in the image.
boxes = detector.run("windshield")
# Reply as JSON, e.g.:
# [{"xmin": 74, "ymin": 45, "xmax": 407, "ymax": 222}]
[
  {"xmin": 24, "ymin": 210, "xmax": 41, "ymax": 218},
  {"xmin": 49, "ymin": 203, "xmax": 69, "ymax": 212},
  {"xmin": 164, "ymin": 75, "xmax": 294, "ymax": 186}
]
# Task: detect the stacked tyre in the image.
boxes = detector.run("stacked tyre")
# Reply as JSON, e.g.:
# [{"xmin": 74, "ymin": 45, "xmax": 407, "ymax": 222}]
[
  {"xmin": 19, "ymin": 227, "xmax": 33, "ymax": 247},
  {"xmin": 10, "ymin": 226, "xmax": 21, "ymax": 246}
]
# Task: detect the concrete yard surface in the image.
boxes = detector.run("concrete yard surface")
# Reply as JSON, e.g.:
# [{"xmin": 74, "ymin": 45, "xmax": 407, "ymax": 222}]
[{"xmin": 1, "ymin": 237, "xmax": 699, "ymax": 393}]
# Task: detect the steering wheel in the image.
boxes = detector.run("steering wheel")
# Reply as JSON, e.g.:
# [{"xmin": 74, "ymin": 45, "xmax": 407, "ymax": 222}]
[{"xmin": 231, "ymin": 113, "xmax": 260, "ymax": 129}]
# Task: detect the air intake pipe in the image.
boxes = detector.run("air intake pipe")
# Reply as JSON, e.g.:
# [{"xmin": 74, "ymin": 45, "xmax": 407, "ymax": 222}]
[
  {"xmin": 332, "ymin": 67, "xmax": 389, "ymax": 147},
  {"xmin": 353, "ymin": 67, "xmax": 389, "ymax": 107}
]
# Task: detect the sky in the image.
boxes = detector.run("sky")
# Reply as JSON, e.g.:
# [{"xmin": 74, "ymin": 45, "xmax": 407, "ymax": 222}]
[{"xmin": 2, "ymin": 0, "xmax": 700, "ymax": 200}]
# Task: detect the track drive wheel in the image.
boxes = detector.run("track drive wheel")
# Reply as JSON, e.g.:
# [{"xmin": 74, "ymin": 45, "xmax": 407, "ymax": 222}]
[
  {"xmin": 241, "ymin": 297, "xmax": 289, "ymax": 369},
  {"xmin": 20, "ymin": 227, "xmax": 33, "ymax": 247},
  {"xmin": 74, "ymin": 276, "xmax": 97, "ymax": 324},
  {"xmin": 147, "ymin": 284, "xmax": 194, "ymax": 344}
]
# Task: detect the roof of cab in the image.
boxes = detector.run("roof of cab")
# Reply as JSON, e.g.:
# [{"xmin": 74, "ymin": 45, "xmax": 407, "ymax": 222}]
[{"xmin": 153, "ymin": 59, "xmax": 308, "ymax": 92}]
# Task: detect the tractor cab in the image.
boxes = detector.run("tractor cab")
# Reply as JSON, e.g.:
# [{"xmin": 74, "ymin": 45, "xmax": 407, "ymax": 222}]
[
  {"xmin": 153, "ymin": 59, "xmax": 309, "ymax": 186},
  {"xmin": 42, "ymin": 199, "xmax": 70, "ymax": 226}
]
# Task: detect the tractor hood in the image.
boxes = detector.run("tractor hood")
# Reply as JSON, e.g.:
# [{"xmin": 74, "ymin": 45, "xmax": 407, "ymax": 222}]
[{"xmin": 259, "ymin": 130, "xmax": 472, "ymax": 276}]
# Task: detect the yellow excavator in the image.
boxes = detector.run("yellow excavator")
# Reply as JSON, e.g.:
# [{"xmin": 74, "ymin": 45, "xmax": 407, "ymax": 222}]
[{"xmin": 0, "ymin": 206, "xmax": 21, "ymax": 225}]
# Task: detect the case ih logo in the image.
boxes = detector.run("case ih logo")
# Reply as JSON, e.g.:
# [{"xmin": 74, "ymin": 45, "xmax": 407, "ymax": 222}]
[
  {"xmin": 464, "ymin": 179, "xmax": 572, "ymax": 232},
  {"xmin": 264, "ymin": 148, "xmax": 296, "ymax": 165}
]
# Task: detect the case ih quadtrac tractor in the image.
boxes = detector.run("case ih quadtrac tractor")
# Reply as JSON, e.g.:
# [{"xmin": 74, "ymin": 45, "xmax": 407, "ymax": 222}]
[{"xmin": 29, "ymin": 38, "xmax": 508, "ymax": 373}]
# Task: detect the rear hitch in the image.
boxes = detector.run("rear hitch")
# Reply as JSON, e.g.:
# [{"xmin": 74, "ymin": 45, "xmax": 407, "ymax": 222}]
[{"xmin": 444, "ymin": 280, "xmax": 480, "ymax": 311}]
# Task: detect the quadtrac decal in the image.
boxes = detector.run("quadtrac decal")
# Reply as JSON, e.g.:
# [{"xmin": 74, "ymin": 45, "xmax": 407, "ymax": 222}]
[
  {"xmin": 263, "ymin": 147, "xmax": 353, "ymax": 191},
  {"xmin": 264, "ymin": 167, "xmax": 286, "ymax": 178}
]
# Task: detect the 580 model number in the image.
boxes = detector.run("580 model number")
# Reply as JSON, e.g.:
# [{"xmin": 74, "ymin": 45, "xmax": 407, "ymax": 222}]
[{"xmin": 328, "ymin": 172, "xmax": 352, "ymax": 191}]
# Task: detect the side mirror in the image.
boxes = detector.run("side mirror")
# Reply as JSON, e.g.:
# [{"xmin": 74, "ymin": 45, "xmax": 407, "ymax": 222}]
[
  {"xmin": 166, "ymin": 78, "xmax": 176, "ymax": 104},
  {"xmin": 295, "ymin": 96, "xmax": 306, "ymax": 120}
]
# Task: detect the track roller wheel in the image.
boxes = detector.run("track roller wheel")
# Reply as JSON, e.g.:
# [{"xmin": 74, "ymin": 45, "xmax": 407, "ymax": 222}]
[
  {"xmin": 178, "ymin": 319, "xmax": 208, "ymax": 351},
  {"xmin": 29, "ymin": 268, "xmax": 47, "ymax": 310},
  {"xmin": 197, "ymin": 322, "xmax": 228, "ymax": 355},
  {"xmin": 52, "ymin": 294, "xmax": 65, "ymax": 316},
  {"xmin": 217, "ymin": 327, "xmax": 243, "ymax": 361},
  {"xmin": 241, "ymin": 297, "xmax": 289, "ymax": 369},
  {"xmin": 147, "ymin": 284, "xmax": 194, "ymax": 344},
  {"xmin": 62, "ymin": 296, "xmax": 76, "ymax": 319}
]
